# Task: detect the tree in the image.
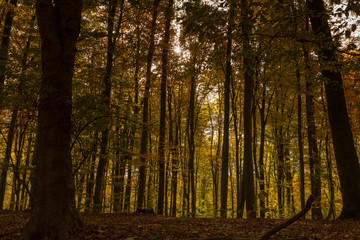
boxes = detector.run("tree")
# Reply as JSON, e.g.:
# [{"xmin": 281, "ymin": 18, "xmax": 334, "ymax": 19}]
[
  {"xmin": 220, "ymin": 0, "xmax": 235, "ymax": 219},
  {"xmin": 0, "ymin": 0, "xmax": 17, "ymax": 107},
  {"xmin": 306, "ymin": 0, "xmax": 360, "ymax": 219},
  {"xmin": 137, "ymin": 0, "xmax": 161, "ymax": 210},
  {"xmin": 241, "ymin": 0, "xmax": 256, "ymax": 219},
  {"xmin": 93, "ymin": 0, "xmax": 123, "ymax": 213},
  {"xmin": 303, "ymin": 41, "xmax": 323, "ymax": 219},
  {"xmin": 20, "ymin": 0, "xmax": 82, "ymax": 239},
  {"xmin": 158, "ymin": 0, "xmax": 174, "ymax": 214}
]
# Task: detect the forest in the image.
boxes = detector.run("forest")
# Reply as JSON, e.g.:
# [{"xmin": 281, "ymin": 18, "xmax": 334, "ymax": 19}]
[{"xmin": 1, "ymin": 0, "xmax": 360, "ymax": 239}]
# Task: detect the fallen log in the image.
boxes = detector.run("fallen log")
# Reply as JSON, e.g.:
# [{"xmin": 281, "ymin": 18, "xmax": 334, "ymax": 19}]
[
  {"xmin": 258, "ymin": 195, "xmax": 313, "ymax": 240},
  {"xmin": 186, "ymin": 195, "xmax": 313, "ymax": 240}
]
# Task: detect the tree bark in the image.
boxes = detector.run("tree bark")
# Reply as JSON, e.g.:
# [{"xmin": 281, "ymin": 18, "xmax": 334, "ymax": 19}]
[
  {"xmin": 20, "ymin": 0, "xmax": 82, "ymax": 239},
  {"xmin": 0, "ymin": 0, "xmax": 17, "ymax": 107},
  {"xmin": 137, "ymin": 0, "xmax": 161, "ymax": 210},
  {"xmin": 231, "ymin": 73, "xmax": 242, "ymax": 219},
  {"xmin": 85, "ymin": 132, "xmax": 98, "ymax": 213},
  {"xmin": 220, "ymin": 0, "xmax": 234, "ymax": 219},
  {"xmin": 188, "ymin": 54, "xmax": 197, "ymax": 217},
  {"xmin": 258, "ymin": 82, "xmax": 266, "ymax": 218},
  {"xmin": 158, "ymin": 0, "xmax": 174, "ymax": 215},
  {"xmin": 0, "ymin": 108, "xmax": 17, "ymax": 209},
  {"xmin": 93, "ymin": 0, "xmax": 123, "ymax": 213},
  {"xmin": 305, "ymin": 68, "xmax": 323, "ymax": 219},
  {"xmin": 169, "ymin": 90, "xmax": 179, "ymax": 217},
  {"xmin": 296, "ymin": 64, "xmax": 305, "ymax": 210},
  {"xmin": 241, "ymin": 0, "xmax": 256, "ymax": 219},
  {"xmin": 306, "ymin": 0, "xmax": 360, "ymax": 219}
]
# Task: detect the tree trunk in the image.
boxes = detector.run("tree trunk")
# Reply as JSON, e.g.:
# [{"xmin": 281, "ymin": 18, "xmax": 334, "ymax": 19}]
[
  {"xmin": 170, "ymin": 90, "xmax": 179, "ymax": 217},
  {"xmin": 276, "ymin": 128, "xmax": 285, "ymax": 218},
  {"xmin": 157, "ymin": 0, "xmax": 174, "ymax": 215},
  {"xmin": 305, "ymin": 71, "xmax": 323, "ymax": 219},
  {"xmin": 20, "ymin": 1, "xmax": 82, "ymax": 239},
  {"xmin": 93, "ymin": 0, "xmax": 123, "ymax": 213},
  {"xmin": 20, "ymin": 134, "xmax": 32, "ymax": 210},
  {"xmin": 241, "ymin": 0, "xmax": 256, "ymax": 219},
  {"xmin": 258, "ymin": 83, "xmax": 266, "ymax": 218},
  {"xmin": 296, "ymin": 64, "xmax": 305, "ymax": 210},
  {"xmin": 85, "ymin": 132, "xmax": 98, "ymax": 213},
  {"xmin": 188, "ymin": 55, "xmax": 196, "ymax": 217},
  {"xmin": 220, "ymin": 0, "xmax": 234, "ymax": 219},
  {"xmin": 0, "ymin": 108, "xmax": 17, "ymax": 209},
  {"xmin": 306, "ymin": 0, "xmax": 360, "ymax": 219},
  {"xmin": 137, "ymin": 0, "xmax": 161, "ymax": 210},
  {"xmin": 0, "ymin": 0, "xmax": 17, "ymax": 106},
  {"xmin": 231, "ymin": 72, "xmax": 242, "ymax": 219},
  {"xmin": 325, "ymin": 132, "xmax": 335, "ymax": 220}
]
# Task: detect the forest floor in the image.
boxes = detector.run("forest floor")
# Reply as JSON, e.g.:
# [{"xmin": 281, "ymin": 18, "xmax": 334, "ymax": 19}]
[{"xmin": 1, "ymin": 210, "xmax": 360, "ymax": 240}]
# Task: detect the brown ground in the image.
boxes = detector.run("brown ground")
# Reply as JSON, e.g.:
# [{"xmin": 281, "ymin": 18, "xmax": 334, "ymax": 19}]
[{"xmin": 1, "ymin": 210, "xmax": 359, "ymax": 239}]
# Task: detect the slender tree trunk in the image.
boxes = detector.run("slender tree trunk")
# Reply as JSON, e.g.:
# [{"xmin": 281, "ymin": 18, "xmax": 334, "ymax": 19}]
[
  {"xmin": 306, "ymin": 0, "xmax": 360, "ymax": 219},
  {"xmin": 137, "ymin": 0, "xmax": 161, "ymax": 210},
  {"xmin": 296, "ymin": 63, "xmax": 305, "ymax": 210},
  {"xmin": 93, "ymin": 0, "xmax": 123, "ymax": 213},
  {"xmin": 20, "ymin": 1, "xmax": 83, "ymax": 239},
  {"xmin": 113, "ymin": 127, "xmax": 127, "ymax": 212},
  {"xmin": 302, "ymin": 17, "xmax": 323, "ymax": 218},
  {"xmin": 124, "ymin": 12, "xmax": 141, "ymax": 212},
  {"xmin": 305, "ymin": 72, "xmax": 323, "ymax": 219},
  {"xmin": 325, "ymin": 132, "xmax": 335, "ymax": 220},
  {"xmin": 258, "ymin": 83, "xmax": 266, "ymax": 218},
  {"xmin": 220, "ymin": 0, "xmax": 234, "ymax": 219},
  {"xmin": 231, "ymin": 74, "xmax": 241, "ymax": 218},
  {"xmin": 170, "ymin": 90, "xmax": 178, "ymax": 217},
  {"xmin": 85, "ymin": 133, "xmax": 98, "ymax": 213},
  {"xmin": 20, "ymin": 134, "xmax": 32, "ymax": 210},
  {"xmin": 276, "ymin": 128, "xmax": 285, "ymax": 218},
  {"xmin": 157, "ymin": 0, "xmax": 174, "ymax": 214},
  {"xmin": 0, "ymin": 4, "xmax": 34, "ymax": 210},
  {"xmin": 0, "ymin": 108, "xmax": 17, "ymax": 209},
  {"xmin": 14, "ymin": 119, "xmax": 27, "ymax": 211},
  {"xmin": 188, "ymin": 55, "xmax": 196, "ymax": 217},
  {"xmin": 0, "ymin": 0, "xmax": 17, "ymax": 106}
]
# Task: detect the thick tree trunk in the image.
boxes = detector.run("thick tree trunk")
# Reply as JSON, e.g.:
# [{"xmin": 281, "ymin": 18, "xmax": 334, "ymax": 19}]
[
  {"xmin": 241, "ymin": 0, "xmax": 256, "ymax": 219},
  {"xmin": 220, "ymin": 0, "xmax": 234, "ymax": 219},
  {"xmin": 20, "ymin": 0, "xmax": 82, "ymax": 239},
  {"xmin": 306, "ymin": 0, "xmax": 360, "ymax": 219},
  {"xmin": 137, "ymin": 0, "xmax": 161, "ymax": 210}
]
